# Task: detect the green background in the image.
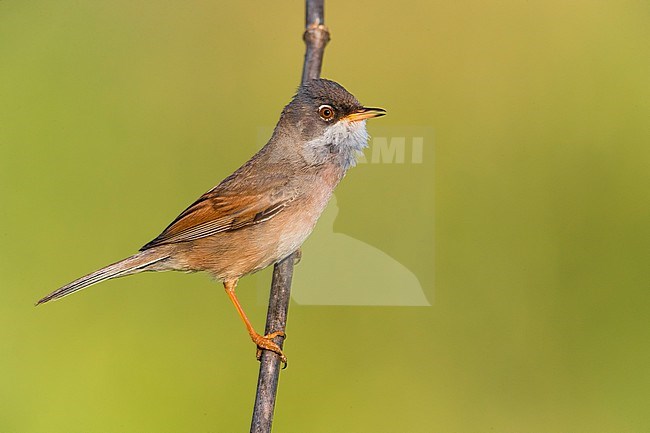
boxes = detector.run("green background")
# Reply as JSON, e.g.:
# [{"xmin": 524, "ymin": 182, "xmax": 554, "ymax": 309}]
[{"xmin": 1, "ymin": 1, "xmax": 649, "ymax": 432}]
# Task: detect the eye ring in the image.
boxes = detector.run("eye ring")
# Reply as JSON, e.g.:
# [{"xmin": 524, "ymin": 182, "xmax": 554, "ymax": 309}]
[{"xmin": 318, "ymin": 104, "xmax": 335, "ymax": 121}]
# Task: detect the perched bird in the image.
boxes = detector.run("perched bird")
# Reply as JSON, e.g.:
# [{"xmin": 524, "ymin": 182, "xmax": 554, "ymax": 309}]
[{"xmin": 37, "ymin": 78, "xmax": 385, "ymax": 363}]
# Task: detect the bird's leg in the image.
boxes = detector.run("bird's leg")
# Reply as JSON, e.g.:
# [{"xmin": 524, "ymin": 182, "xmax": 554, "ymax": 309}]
[{"xmin": 223, "ymin": 280, "xmax": 287, "ymax": 365}]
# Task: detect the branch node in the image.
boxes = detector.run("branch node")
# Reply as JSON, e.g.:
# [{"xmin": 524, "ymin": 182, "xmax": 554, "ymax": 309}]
[{"xmin": 303, "ymin": 23, "xmax": 331, "ymax": 46}]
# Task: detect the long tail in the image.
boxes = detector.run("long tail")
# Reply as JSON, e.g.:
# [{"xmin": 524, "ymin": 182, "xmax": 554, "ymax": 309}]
[{"xmin": 36, "ymin": 250, "xmax": 170, "ymax": 305}]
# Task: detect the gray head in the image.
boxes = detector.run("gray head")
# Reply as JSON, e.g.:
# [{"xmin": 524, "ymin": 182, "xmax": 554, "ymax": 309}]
[{"xmin": 280, "ymin": 78, "xmax": 386, "ymax": 168}]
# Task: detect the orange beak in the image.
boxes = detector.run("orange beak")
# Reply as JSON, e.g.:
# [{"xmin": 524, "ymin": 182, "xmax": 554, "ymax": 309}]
[{"xmin": 343, "ymin": 107, "xmax": 387, "ymax": 122}]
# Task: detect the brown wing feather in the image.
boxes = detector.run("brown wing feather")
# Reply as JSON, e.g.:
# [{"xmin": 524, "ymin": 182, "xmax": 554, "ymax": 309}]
[{"xmin": 141, "ymin": 181, "xmax": 294, "ymax": 250}]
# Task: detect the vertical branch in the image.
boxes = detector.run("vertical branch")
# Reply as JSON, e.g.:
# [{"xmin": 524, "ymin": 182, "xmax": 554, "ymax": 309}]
[
  {"xmin": 250, "ymin": 1, "xmax": 330, "ymax": 433},
  {"xmin": 302, "ymin": 1, "xmax": 330, "ymax": 83}
]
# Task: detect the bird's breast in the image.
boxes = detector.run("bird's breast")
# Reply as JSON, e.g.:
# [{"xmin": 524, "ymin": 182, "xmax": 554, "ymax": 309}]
[{"xmin": 181, "ymin": 166, "xmax": 342, "ymax": 281}]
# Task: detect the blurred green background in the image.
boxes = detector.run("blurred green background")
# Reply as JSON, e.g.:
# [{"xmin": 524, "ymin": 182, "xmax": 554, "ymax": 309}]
[{"xmin": 1, "ymin": 1, "xmax": 649, "ymax": 432}]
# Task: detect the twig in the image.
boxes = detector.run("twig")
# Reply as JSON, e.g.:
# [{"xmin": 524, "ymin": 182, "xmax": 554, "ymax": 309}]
[
  {"xmin": 301, "ymin": 1, "xmax": 330, "ymax": 83},
  {"xmin": 249, "ymin": 1, "xmax": 330, "ymax": 433},
  {"xmin": 250, "ymin": 255, "xmax": 294, "ymax": 433}
]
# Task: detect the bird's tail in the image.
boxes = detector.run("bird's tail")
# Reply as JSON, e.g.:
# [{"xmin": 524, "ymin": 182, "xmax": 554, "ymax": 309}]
[{"xmin": 36, "ymin": 249, "xmax": 170, "ymax": 305}]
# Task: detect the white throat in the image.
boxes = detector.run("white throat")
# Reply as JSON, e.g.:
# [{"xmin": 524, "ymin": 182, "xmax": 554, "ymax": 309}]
[{"xmin": 303, "ymin": 120, "xmax": 370, "ymax": 170}]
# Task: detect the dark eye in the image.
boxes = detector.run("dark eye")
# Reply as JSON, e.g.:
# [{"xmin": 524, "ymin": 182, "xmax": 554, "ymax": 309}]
[{"xmin": 318, "ymin": 104, "xmax": 335, "ymax": 121}]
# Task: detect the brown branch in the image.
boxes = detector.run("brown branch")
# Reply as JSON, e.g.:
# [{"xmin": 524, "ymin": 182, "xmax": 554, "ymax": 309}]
[
  {"xmin": 302, "ymin": 2, "xmax": 330, "ymax": 83},
  {"xmin": 249, "ymin": 1, "xmax": 330, "ymax": 433}
]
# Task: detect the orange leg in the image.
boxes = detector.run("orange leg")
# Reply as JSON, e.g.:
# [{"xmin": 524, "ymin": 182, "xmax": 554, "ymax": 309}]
[{"xmin": 223, "ymin": 280, "xmax": 287, "ymax": 365}]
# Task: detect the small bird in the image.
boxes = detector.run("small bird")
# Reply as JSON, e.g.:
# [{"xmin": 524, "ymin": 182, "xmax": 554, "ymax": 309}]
[{"xmin": 37, "ymin": 78, "xmax": 385, "ymax": 363}]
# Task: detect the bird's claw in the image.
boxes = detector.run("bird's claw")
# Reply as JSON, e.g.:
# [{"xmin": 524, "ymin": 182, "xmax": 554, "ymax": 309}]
[
  {"xmin": 253, "ymin": 331, "xmax": 287, "ymax": 368},
  {"xmin": 293, "ymin": 248, "xmax": 302, "ymax": 266}
]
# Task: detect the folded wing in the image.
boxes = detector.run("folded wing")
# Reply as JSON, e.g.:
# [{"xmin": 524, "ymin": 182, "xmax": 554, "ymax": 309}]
[{"xmin": 141, "ymin": 182, "xmax": 295, "ymax": 250}]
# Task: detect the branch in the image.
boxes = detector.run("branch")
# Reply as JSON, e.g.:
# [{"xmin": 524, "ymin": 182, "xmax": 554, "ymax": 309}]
[
  {"xmin": 250, "ymin": 1, "xmax": 330, "ymax": 433},
  {"xmin": 302, "ymin": 1, "xmax": 330, "ymax": 83}
]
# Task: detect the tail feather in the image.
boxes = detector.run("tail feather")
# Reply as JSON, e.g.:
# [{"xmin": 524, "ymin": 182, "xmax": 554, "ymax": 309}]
[{"xmin": 36, "ymin": 251, "xmax": 169, "ymax": 305}]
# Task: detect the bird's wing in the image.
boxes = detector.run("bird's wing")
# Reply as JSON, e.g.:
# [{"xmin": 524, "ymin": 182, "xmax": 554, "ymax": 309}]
[{"xmin": 140, "ymin": 180, "xmax": 295, "ymax": 250}]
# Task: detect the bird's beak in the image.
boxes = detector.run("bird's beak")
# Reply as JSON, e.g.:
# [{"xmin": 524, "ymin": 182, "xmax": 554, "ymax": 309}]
[{"xmin": 344, "ymin": 107, "xmax": 387, "ymax": 122}]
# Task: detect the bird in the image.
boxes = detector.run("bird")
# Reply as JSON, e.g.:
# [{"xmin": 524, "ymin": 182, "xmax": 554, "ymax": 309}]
[{"xmin": 37, "ymin": 78, "xmax": 386, "ymax": 364}]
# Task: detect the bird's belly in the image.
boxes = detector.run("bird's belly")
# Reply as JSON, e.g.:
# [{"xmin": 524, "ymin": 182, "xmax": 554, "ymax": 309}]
[{"xmin": 250, "ymin": 190, "xmax": 332, "ymax": 274}]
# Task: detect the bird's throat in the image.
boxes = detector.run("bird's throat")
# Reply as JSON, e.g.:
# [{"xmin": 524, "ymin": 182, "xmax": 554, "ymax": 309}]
[{"xmin": 303, "ymin": 120, "xmax": 370, "ymax": 170}]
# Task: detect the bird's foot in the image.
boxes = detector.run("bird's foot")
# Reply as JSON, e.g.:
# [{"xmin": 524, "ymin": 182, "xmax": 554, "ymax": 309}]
[
  {"xmin": 253, "ymin": 331, "xmax": 287, "ymax": 368},
  {"xmin": 293, "ymin": 248, "xmax": 302, "ymax": 266}
]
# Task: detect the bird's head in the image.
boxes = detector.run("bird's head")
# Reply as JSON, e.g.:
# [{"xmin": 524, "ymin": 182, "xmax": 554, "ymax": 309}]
[{"xmin": 281, "ymin": 78, "xmax": 386, "ymax": 169}]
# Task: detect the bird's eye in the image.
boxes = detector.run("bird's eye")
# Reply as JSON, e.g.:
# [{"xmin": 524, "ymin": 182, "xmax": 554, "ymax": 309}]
[{"xmin": 318, "ymin": 105, "xmax": 335, "ymax": 121}]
